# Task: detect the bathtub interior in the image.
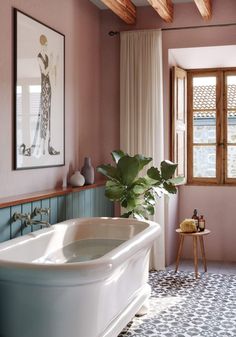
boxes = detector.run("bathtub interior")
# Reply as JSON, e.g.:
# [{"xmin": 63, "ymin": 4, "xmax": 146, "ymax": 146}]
[{"xmin": 0, "ymin": 218, "xmax": 150, "ymax": 264}]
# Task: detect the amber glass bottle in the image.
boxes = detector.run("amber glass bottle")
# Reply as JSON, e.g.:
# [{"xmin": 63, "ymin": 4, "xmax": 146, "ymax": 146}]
[
  {"xmin": 199, "ymin": 215, "xmax": 205, "ymax": 232},
  {"xmin": 192, "ymin": 209, "xmax": 199, "ymax": 231}
]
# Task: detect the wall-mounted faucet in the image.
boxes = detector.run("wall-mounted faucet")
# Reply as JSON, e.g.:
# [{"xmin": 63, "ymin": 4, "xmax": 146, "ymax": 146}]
[
  {"xmin": 13, "ymin": 207, "xmax": 51, "ymax": 228},
  {"xmin": 32, "ymin": 207, "xmax": 50, "ymax": 217},
  {"xmin": 13, "ymin": 212, "xmax": 31, "ymax": 223}
]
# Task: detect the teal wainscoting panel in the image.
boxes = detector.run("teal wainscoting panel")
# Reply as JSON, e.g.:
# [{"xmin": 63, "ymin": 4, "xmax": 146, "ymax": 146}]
[
  {"xmin": 72, "ymin": 192, "xmax": 80, "ymax": 218},
  {"xmin": 94, "ymin": 187, "xmax": 100, "ymax": 217},
  {"xmin": 89, "ymin": 188, "xmax": 96, "ymax": 217},
  {"xmin": 21, "ymin": 203, "xmax": 32, "ymax": 235},
  {"xmin": 57, "ymin": 196, "xmax": 66, "ymax": 223},
  {"xmin": 0, "ymin": 186, "xmax": 114, "ymax": 243},
  {"xmin": 66, "ymin": 194, "xmax": 73, "ymax": 220},
  {"xmin": 42, "ymin": 199, "xmax": 50, "ymax": 226},
  {"xmin": 10, "ymin": 205, "xmax": 22, "ymax": 239},
  {"xmin": 84, "ymin": 189, "xmax": 92, "ymax": 217},
  {"xmin": 32, "ymin": 200, "xmax": 42, "ymax": 231},
  {"xmin": 78, "ymin": 190, "xmax": 86, "ymax": 217},
  {"xmin": 50, "ymin": 197, "xmax": 58, "ymax": 225},
  {"xmin": 0, "ymin": 207, "xmax": 11, "ymax": 242}
]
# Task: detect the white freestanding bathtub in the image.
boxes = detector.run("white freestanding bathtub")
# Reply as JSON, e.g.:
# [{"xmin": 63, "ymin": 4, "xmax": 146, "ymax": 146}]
[{"xmin": 0, "ymin": 217, "xmax": 161, "ymax": 337}]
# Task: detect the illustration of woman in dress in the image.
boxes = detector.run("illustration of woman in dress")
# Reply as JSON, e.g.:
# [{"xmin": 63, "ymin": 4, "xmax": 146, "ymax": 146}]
[{"xmin": 19, "ymin": 34, "xmax": 60, "ymax": 157}]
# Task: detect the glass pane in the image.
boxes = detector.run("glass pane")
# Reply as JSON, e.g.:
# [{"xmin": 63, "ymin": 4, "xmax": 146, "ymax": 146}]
[
  {"xmin": 228, "ymin": 111, "xmax": 236, "ymax": 143},
  {"xmin": 193, "ymin": 77, "xmax": 216, "ymax": 110},
  {"xmin": 227, "ymin": 76, "xmax": 236, "ymax": 109},
  {"xmin": 227, "ymin": 146, "xmax": 236, "ymax": 178},
  {"xmin": 193, "ymin": 146, "xmax": 216, "ymax": 178},
  {"xmin": 193, "ymin": 111, "xmax": 216, "ymax": 143}
]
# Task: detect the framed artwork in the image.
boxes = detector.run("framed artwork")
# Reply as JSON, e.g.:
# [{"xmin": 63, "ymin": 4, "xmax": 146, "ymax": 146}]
[{"xmin": 14, "ymin": 9, "xmax": 65, "ymax": 169}]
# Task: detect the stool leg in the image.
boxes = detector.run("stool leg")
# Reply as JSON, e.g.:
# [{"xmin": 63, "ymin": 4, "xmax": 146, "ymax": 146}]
[
  {"xmin": 199, "ymin": 236, "xmax": 207, "ymax": 272},
  {"xmin": 175, "ymin": 236, "xmax": 184, "ymax": 273},
  {"xmin": 193, "ymin": 236, "xmax": 198, "ymax": 278}
]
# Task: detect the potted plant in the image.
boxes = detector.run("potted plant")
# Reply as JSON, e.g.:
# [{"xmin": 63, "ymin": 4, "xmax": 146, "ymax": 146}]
[{"xmin": 97, "ymin": 150, "xmax": 182, "ymax": 219}]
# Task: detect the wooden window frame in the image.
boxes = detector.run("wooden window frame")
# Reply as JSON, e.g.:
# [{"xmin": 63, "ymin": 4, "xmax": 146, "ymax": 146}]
[{"xmin": 187, "ymin": 67, "xmax": 236, "ymax": 185}]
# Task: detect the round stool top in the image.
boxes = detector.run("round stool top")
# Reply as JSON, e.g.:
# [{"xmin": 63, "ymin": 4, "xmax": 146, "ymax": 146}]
[{"xmin": 176, "ymin": 228, "xmax": 211, "ymax": 236}]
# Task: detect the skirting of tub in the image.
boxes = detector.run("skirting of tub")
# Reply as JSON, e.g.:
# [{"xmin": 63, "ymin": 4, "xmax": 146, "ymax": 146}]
[{"xmin": 102, "ymin": 283, "xmax": 151, "ymax": 337}]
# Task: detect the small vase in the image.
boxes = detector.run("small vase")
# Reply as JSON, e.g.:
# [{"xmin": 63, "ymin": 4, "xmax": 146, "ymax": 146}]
[
  {"xmin": 70, "ymin": 171, "xmax": 85, "ymax": 187},
  {"xmin": 81, "ymin": 157, "xmax": 95, "ymax": 185}
]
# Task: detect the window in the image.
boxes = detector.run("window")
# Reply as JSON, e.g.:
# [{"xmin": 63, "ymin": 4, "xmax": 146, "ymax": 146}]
[{"xmin": 187, "ymin": 69, "xmax": 236, "ymax": 184}]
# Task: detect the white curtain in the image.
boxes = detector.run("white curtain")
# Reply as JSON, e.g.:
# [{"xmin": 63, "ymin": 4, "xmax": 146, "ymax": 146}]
[{"xmin": 120, "ymin": 29, "xmax": 165, "ymax": 270}]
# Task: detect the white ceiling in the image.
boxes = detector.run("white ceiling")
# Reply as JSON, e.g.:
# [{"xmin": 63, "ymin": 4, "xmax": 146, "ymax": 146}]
[
  {"xmin": 169, "ymin": 45, "xmax": 236, "ymax": 69},
  {"xmin": 90, "ymin": 0, "xmax": 193, "ymax": 10}
]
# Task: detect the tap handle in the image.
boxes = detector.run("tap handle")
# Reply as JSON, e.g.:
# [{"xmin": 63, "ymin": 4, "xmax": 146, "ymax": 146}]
[
  {"xmin": 13, "ymin": 212, "xmax": 31, "ymax": 222},
  {"xmin": 33, "ymin": 207, "xmax": 50, "ymax": 217}
]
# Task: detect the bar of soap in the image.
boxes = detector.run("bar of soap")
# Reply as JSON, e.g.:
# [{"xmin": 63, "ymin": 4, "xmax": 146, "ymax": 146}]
[{"xmin": 180, "ymin": 219, "xmax": 197, "ymax": 233}]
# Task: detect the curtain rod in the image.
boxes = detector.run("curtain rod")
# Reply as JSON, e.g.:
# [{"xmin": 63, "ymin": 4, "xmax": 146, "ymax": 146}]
[{"xmin": 108, "ymin": 21, "xmax": 236, "ymax": 36}]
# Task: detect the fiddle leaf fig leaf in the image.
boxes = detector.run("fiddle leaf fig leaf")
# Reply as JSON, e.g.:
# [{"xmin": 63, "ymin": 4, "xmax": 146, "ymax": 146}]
[
  {"xmin": 126, "ymin": 195, "xmax": 138, "ymax": 211},
  {"xmin": 121, "ymin": 211, "xmax": 132, "ymax": 218},
  {"xmin": 111, "ymin": 150, "xmax": 126, "ymax": 164},
  {"xmin": 145, "ymin": 192, "xmax": 155, "ymax": 206},
  {"xmin": 133, "ymin": 184, "xmax": 147, "ymax": 195},
  {"xmin": 117, "ymin": 156, "xmax": 140, "ymax": 185},
  {"xmin": 163, "ymin": 182, "xmax": 177, "ymax": 194},
  {"xmin": 147, "ymin": 167, "xmax": 161, "ymax": 181},
  {"xmin": 121, "ymin": 199, "xmax": 128, "ymax": 208},
  {"xmin": 161, "ymin": 160, "xmax": 178, "ymax": 180},
  {"xmin": 146, "ymin": 205, "xmax": 155, "ymax": 216},
  {"xmin": 97, "ymin": 164, "xmax": 120, "ymax": 182},
  {"xmin": 169, "ymin": 176, "xmax": 184, "ymax": 185},
  {"xmin": 134, "ymin": 154, "xmax": 152, "ymax": 171},
  {"xmin": 105, "ymin": 181, "xmax": 124, "ymax": 200}
]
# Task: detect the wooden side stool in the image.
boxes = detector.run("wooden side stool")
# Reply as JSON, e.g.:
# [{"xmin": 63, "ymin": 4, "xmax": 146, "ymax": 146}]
[{"xmin": 175, "ymin": 229, "xmax": 211, "ymax": 278}]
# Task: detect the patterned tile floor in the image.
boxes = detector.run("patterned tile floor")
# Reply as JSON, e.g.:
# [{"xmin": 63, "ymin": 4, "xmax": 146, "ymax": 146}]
[{"xmin": 119, "ymin": 261, "xmax": 236, "ymax": 337}]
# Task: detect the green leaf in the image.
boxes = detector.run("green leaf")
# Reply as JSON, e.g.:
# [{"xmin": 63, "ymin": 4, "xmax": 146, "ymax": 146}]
[
  {"xmin": 133, "ymin": 184, "xmax": 147, "ymax": 194},
  {"xmin": 111, "ymin": 150, "xmax": 126, "ymax": 164},
  {"xmin": 147, "ymin": 167, "xmax": 161, "ymax": 181},
  {"xmin": 163, "ymin": 182, "xmax": 177, "ymax": 194},
  {"xmin": 169, "ymin": 176, "xmax": 184, "ymax": 185},
  {"xmin": 132, "ymin": 211, "xmax": 146, "ymax": 220},
  {"xmin": 105, "ymin": 181, "xmax": 124, "ymax": 200},
  {"xmin": 97, "ymin": 164, "xmax": 120, "ymax": 181},
  {"xmin": 160, "ymin": 160, "xmax": 178, "ymax": 180},
  {"xmin": 126, "ymin": 194, "xmax": 138, "ymax": 211},
  {"xmin": 121, "ymin": 211, "xmax": 132, "ymax": 218},
  {"xmin": 145, "ymin": 192, "xmax": 155, "ymax": 206},
  {"xmin": 146, "ymin": 205, "xmax": 155, "ymax": 216},
  {"xmin": 134, "ymin": 154, "xmax": 152, "ymax": 171},
  {"xmin": 117, "ymin": 156, "xmax": 140, "ymax": 186}
]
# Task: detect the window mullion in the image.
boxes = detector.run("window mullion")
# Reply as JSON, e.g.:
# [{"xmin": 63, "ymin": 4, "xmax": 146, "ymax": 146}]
[{"xmin": 216, "ymin": 71, "xmax": 224, "ymax": 184}]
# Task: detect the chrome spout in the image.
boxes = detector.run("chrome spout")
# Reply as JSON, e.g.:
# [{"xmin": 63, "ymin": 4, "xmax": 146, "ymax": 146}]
[{"xmin": 27, "ymin": 219, "xmax": 51, "ymax": 228}]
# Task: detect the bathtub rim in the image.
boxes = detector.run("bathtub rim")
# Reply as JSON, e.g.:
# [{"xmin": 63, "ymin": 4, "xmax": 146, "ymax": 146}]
[{"xmin": 0, "ymin": 217, "xmax": 161, "ymax": 272}]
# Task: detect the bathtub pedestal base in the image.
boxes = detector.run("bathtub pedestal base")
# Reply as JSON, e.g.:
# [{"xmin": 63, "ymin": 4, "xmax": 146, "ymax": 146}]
[
  {"xmin": 135, "ymin": 299, "xmax": 149, "ymax": 316},
  {"xmin": 102, "ymin": 283, "xmax": 151, "ymax": 337}
]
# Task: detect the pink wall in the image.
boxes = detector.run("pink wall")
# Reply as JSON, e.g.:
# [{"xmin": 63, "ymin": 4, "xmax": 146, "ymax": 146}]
[
  {"xmin": 100, "ymin": 0, "xmax": 236, "ymax": 264},
  {"xmin": 0, "ymin": 0, "xmax": 101, "ymax": 198},
  {"xmin": 179, "ymin": 186, "xmax": 236, "ymax": 262}
]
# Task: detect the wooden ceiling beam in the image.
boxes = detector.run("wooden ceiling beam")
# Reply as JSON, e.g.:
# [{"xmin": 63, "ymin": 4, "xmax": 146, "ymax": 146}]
[
  {"xmin": 147, "ymin": 0, "xmax": 173, "ymax": 23},
  {"xmin": 101, "ymin": 0, "xmax": 136, "ymax": 24},
  {"xmin": 194, "ymin": 0, "xmax": 212, "ymax": 20}
]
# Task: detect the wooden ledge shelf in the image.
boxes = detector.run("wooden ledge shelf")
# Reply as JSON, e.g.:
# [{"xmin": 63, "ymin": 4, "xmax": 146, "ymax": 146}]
[{"xmin": 0, "ymin": 181, "xmax": 106, "ymax": 209}]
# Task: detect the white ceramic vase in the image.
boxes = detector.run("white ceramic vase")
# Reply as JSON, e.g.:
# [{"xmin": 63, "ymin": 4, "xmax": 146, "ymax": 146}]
[{"xmin": 70, "ymin": 171, "xmax": 85, "ymax": 187}]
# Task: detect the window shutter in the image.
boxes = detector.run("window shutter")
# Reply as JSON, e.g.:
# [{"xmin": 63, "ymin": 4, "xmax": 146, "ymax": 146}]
[{"xmin": 171, "ymin": 66, "xmax": 187, "ymax": 183}]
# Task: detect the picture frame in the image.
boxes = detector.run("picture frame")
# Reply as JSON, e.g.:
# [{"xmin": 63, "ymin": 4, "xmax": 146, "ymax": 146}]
[{"xmin": 14, "ymin": 9, "xmax": 65, "ymax": 170}]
